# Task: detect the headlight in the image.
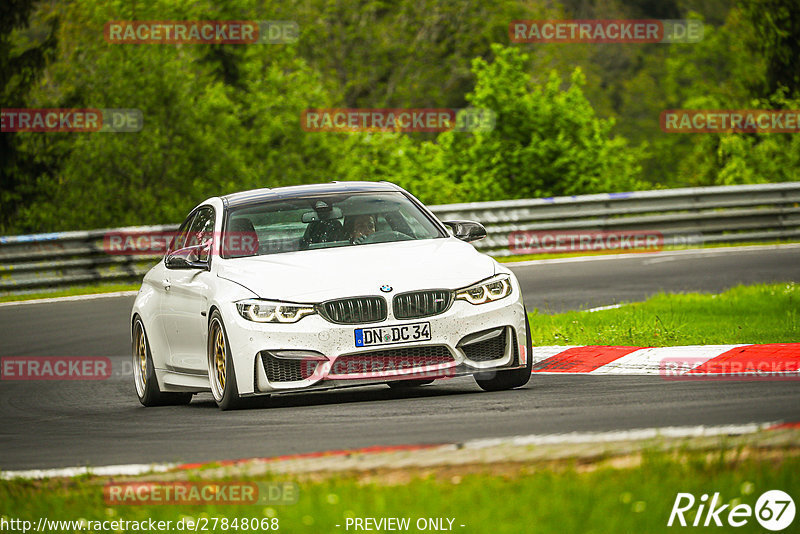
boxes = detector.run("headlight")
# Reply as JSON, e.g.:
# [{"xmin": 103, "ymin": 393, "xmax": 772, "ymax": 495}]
[
  {"xmin": 455, "ymin": 275, "xmax": 512, "ymax": 305},
  {"xmin": 236, "ymin": 299, "xmax": 316, "ymax": 323}
]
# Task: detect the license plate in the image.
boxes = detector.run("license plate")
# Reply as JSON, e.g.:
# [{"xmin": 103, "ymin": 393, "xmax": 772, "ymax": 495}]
[{"xmin": 354, "ymin": 322, "xmax": 431, "ymax": 347}]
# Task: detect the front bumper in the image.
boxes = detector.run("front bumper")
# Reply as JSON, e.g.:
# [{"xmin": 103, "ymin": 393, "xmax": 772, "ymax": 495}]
[{"xmin": 223, "ymin": 289, "xmax": 528, "ymax": 395}]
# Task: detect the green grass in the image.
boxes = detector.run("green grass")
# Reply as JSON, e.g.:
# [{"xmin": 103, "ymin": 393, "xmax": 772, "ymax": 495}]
[
  {"xmin": 529, "ymin": 282, "xmax": 799, "ymax": 346},
  {"xmin": 0, "ymin": 448, "xmax": 796, "ymax": 533},
  {"xmin": 0, "ymin": 282, "xmax": 139, "ymax": 303}
]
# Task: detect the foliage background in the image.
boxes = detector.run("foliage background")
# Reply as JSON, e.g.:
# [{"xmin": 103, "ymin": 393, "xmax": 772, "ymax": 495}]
[{"xmin": 1, "ymin": 0, "xmax": 798, "ymax": 233}]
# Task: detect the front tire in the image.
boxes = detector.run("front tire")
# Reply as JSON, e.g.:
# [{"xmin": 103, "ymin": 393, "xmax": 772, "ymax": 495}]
[
  {"xmin": 207, "ymin": 311, "xmax": 245, "ymax": 410},
  {"xmin": 132, "ymin": 318, "xmax": 192, "ymax": 406},
  {"xmin": 474, "ymin": 308, "xmax": 533, "ymax": 392}
]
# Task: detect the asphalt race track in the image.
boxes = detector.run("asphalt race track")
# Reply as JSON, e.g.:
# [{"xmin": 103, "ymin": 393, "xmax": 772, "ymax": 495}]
[
  {"xmin": 1, "ymin": 246, "xmax": 799, "ymax": 471},
  {"xmin": 511, "ymin": 245, "xmax": 800, "ymax": 313}
]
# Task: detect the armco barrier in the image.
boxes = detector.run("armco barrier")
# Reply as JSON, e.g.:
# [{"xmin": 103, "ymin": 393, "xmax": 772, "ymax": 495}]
[
  {"xmin": 0, "ymin": 225, "xmax": 178, "ymax": 295},
  {"xmin": 432, "ymin": 182, "xmax": 800, "ymax": 256},
  {"xmin": 1, "ymin": 183, "xmax": 799, "ymax": 294}
]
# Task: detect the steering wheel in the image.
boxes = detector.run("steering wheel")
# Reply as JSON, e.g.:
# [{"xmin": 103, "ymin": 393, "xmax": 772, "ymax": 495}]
[{"xmin": 353, "ymin": 230, "xmax": 413, "ymax": 245}]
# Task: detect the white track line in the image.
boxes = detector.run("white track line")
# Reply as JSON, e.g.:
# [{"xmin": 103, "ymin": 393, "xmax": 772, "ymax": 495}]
[
  {"xmin": 1, "ymin": 422, "xmax": 784, "ymax": 480},
  {"xmin": 504, "ymin": 243, "xmax": 800, "ymax": 267},
  {"xmin": 462, "ymin": 422, "xmax": 780, "ymax": 449},
  {"xmin": 0, "ymin": 462, "xmax": 177, "ymax": 481},
  {"xmin": 0, "ymin": 290, "xmax": 138, "ymax": 307},
  {"xmin": 584, "ymin": 303, "xmax": 625, "ymax": 313}
]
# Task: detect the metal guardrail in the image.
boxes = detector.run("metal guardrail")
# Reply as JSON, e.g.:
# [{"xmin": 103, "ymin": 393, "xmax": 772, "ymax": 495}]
[
  {"xmin": 1, "ymin": 183, "xmax": 799, "ymax": 295},
  {"xmin": 433, "ymin": 182, "xmax": 800, "ymax": 256},
  {"xmin": 0, "ymin": 225, "xmax": 178, "ymax": 295}
]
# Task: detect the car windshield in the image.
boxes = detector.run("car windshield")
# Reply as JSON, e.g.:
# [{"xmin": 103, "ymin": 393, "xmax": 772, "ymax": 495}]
[{"xmin": 223, "ymin": 191, "xmax": 445, "ymax": 257}]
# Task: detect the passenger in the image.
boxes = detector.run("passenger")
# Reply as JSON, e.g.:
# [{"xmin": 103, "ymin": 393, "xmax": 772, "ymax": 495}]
[{"xmin": 347, "ymin": 214, "xmax": 377, "ymax": 243}]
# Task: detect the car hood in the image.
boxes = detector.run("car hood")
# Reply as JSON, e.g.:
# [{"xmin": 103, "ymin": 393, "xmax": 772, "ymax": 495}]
[{"xmin": 216, "ymin": 238, "xmax": 497, "ymax": 302}]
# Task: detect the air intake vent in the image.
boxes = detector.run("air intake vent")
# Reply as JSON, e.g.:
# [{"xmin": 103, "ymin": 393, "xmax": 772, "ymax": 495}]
[
  {"xmin": 461, "ymin": 328, "xmax": 508, "ymax": 362},
  {"xmin": 331, "ymin": 346, "xmax": 454, "ymax": 376},
  {"xmin": 319, "ymin": 296, "xmax": 387, "ymax": 324},
  {"xmin": 393, "ymin": 290, "xmax": 452, "ymax": 319},
  {"xmin": 260, "ymin": 352, "xmax": 316, "ymax": 382}
]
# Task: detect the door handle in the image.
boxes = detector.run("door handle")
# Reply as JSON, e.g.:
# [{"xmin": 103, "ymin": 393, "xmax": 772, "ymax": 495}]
[{"xmin": 162, "ymin": 279, "xmax": 171, "ymax": 291}]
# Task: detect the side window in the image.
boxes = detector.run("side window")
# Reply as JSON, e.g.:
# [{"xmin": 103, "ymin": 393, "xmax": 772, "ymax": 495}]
[
  {"xmin": 168, "ymin": 212, "xmax": 196, "ymax": 254},
  {"xmin": 185, "ymin": 207, "xmax": 215, "ymax": 261}
]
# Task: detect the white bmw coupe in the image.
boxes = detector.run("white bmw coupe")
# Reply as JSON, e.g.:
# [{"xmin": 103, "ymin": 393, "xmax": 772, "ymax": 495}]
[{"xmin": 131, "ymin": 181, "xmax": 531, "ymax": 409}]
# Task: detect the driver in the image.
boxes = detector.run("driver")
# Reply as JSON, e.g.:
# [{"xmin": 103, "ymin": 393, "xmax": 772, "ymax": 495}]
[{"xmin": 348, "ymin": 214, "xmax": 377, "ymax": 243}]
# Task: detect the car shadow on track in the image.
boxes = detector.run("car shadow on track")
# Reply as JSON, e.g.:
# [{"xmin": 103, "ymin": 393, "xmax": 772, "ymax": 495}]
[{"xmin": 185, "ymin": 378, "xmax": 490, "ymax": 411}]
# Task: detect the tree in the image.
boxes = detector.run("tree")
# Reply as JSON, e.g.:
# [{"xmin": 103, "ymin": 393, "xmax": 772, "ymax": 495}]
[
  {"xmin": 342, "ymin": 45, "xmax": 645, "ymax": 204},
  {"xmin": 432, "ymin": 45, "xmax": 644, "ymax": 201},
  {"xmin": 661, "ymin": 4, "xmax": 800, "ymax": 186},
  {"xmin": 741, "ymin": 0, "xmax": 800, "ymax": 98},
  {"xmin": 0, "ymin": 0, "xmax": 58, "ymax": 232},
  {"xmin": 13, "ymin": 1, "xmax": 342, "ymax": 231}
]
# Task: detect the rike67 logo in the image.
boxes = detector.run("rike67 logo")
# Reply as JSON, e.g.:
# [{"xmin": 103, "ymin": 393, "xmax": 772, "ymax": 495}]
[{"xmin": 668, "ymin": 490, "xmax": 795, "ymax": 531}]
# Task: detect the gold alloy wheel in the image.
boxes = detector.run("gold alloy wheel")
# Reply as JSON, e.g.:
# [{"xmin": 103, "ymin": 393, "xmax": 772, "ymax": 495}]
[
  {"xmin": 133, "ymin": 321, "xmax": 149, "ymax": 399},
  {"xmin": 213, "ymin": 324, "xmax": 226, "ymax": 391},
  {"xmin": 136, "ymin": 327, "xmax": 147, "ymax": 385}
]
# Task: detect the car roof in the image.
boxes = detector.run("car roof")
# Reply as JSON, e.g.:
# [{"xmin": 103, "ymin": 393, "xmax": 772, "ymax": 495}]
[{"xmin": 221, "ymin": 181, "xmax": 402, "ymax": 209}]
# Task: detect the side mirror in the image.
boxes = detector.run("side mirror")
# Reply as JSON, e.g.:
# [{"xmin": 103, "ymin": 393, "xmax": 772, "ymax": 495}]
[
  {"xmin": 165, "ymin": 243, "xmax": 209, "ymax": 270},
  {"xmin": 443, "ymin": 220, "xmax": 487, "ymax": 242}
]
